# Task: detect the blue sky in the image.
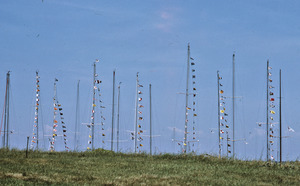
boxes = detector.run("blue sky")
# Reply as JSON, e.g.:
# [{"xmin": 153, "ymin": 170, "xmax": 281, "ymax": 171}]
[{"xmin": 0, "ymin": 0, "xmax": 299, "ymax": 160}]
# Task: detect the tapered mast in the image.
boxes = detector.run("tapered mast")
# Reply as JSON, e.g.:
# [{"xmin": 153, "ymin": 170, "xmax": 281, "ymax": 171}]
[
  {"xmin": 111, "ymin": 70, "xmax": 116, "ymax": 151},
  {"xmin": 3, "ymin": 71, "xmax": 10, "ymax": 148},
  {"xmin": 92, "ymin": 62, "xmax": 96, "ymax": 150},
  {"xmin": 134, "ymin": 72, "xmax": 139, "ymax": 153},
  {"xmin": 50, "ymin": 78, "xmax": 58, "ymax": 151},
  {"xmin": 184, "ymin": 43, "xmax": 190, "ymax": 153},
  {"xmin": 74, "ymin": 80, "xmax": 80, "ymax": 151},
  {"xmin": 266, "ymin": 60, "xmax": 269, "ymax": 161},
  {"xmin": 232, "ymin": 53, "xmax": 235, "ymax": 159},
  {"xmin": 279, "ymin": 69, "xmax": 282, "ymax": 165},
  {"xmin": 117, "ymin": 82, "xmax": 121, "ymax": 152},
  {"xmin": 149, "ymin": 84, "xmax": 152, "ymax": 155},
  {"xmin": 36, "ymin": 71, "xmax": 39, "ymax": 150},
  {"xmin": 217, "ymin": 71, "xmax": 221, "ymax": 158}
]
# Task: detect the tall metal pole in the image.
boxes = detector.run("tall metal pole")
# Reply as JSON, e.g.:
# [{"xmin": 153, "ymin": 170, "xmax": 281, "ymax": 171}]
[
  {"xmin": 217, "ymin": 71, "xmax": 221, "ymax": 158},
  {"xmin": 3, "ymin": 71, "xmax": 10, "ymax": 148},
  {"xmin": 232, "ymin": 53, "xmax": 235, "ymax": 159},
  {"xmin": 36, "ymin": 71, "xmax": 39, "ymax": 150},
  {"xmin": 266, "ymin": 60, "xmax": 270, "ymax": 161},
  {"xmin": 92, "ymin": 62, "xmax": 96, "ymax": 150},
  {"xmin": 111, "ymin": 70, "xmax": 116, "ymax": 151},
  {"xmin": 279, "ymin": 69, "xmax": 282, "ymax": 165},
  {"xmin": 117, "ymin": 82, "xmax": 121, "ymax": 152},
  {"xmin": 74, "ymin": 80, "xmax": 80, "ymax": 151},
  {"xmin": 52, "ymin": 78, "xmax": 58, "ymax": 151},
  {"xmin": 184, "ymin": 43, "xmax": 190, "ymax": 153},
  {"xmin": 3, "ymin": 72, "xmax": 8, "ymax": 148},
  {"xmin": 149, "ymin": 84, "xmax": 152, "ymax": 156},
  {"xmin": 134, "ymin": 73, "xmax": 139, "ymax": 153},
  {"xmin": 6, "ymin": 72, "xmax": 10, "ymax": 148}
]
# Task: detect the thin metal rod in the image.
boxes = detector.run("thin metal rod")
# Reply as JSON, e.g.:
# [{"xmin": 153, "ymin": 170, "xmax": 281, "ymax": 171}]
[
  {"xmin": 3, "ymin": 72, "xmax": 9, "ymax": 148},
  {"xmin": 74, "ymin": 80, "xmax": 80, "ymax": 151},
  {"xmin": 149, "ymin": 84, "xmax": 152, "ymax": 156},
  {"xmin": 266, "ymin": 60, "xmax": 270, "ymax": 161},
  {"xmin": 217, "ymin": 71, "xmax": 221, "ymax": 158},
  {"xmin": 36, "ymin": 71, "xmax": 39, "ymax": 150},
  {"xmin": 6, "ymin": 72, "xmax": 10, "ymax": 148},
  {"xmin": 279, "ymin": 69, "xmax": 282, "ymax": 165},
  {"xmin": 51, "ymin": 78, "xmax": 58, "ymax": 151},
  {"xmin": 232, "ymin": 53, "xmax": 235, "ymax": 159},
  {"xmin": 92, "ymin": 63, "xmax": 96, "ymax": 150},
  {"xmin": 111, "ymin": 70, "xmax": 116, "ymax": 151},
  {"xmin": 134, "ymin": 73, "xmax": 139, "ymax": 153},
  {"xmin": 117, "ymin": 82, "xmax": 121, "ymax": 152},
  {"xmin": 184, "ymin": 43, "xmax": 190, "ymax": 153}
]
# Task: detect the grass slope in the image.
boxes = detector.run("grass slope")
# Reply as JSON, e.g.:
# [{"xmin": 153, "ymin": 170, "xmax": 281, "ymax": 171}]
[{"xmin": 0, "ymin": 149, "xmax": 299, "ymax": 185}]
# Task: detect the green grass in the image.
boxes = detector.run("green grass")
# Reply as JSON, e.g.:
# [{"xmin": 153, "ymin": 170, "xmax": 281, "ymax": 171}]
[{"xmin": 0, "ymin": 149, "xmax": 299, "ymax": 185}]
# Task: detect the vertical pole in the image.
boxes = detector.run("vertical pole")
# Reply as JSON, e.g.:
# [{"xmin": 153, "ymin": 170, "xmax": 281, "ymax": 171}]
[
  {"xmin": 279, "ymin": 69, "xmax": 282, "ymax": 165},
  {"xmin": 217, "ymin": 71, "xmax": 221, "ymax": 158},
  {"xmin": 26, "ymin": 136, "xmax": 29, "ymax": 158},
  {"xmin": 3, "ymin": 72, "xmax": 9, "ymax": 148},
  {"xmin": 266, "ymin": 60, "xmax": 269, "ymax": 161},
  {"xmin": 149, "ymin": 84, "xmax": 152, "ymax": 156},
  {"xmin": 134, "ymin": 73, "xmax": 139, "ymax": 153},
  {"xmin": 184, "ymin": 43, "xmax": 190, "ymax": 153},
  {"xmin": 111, "ymin": 70, "xmax": 116, "ymax": 151},
  {"xmin": 6, "ymin": 72, "xmax": 10, "ymax": 148},
  {"xmin": 52, "ymin": 78, "xmax": 58, "ymax": 151},
  {"xmin": 92, "ymin": 63, "xmax": 96, "ymax": 150},
  {"xmin": 117, "ymin": 82, "xmax": 121, "ymax": 152},
  {"xmin": 74, "ymin": 80, "xmax": 80, "ymax": 151},
  {"xmin": 36, "ymin": 71, "xmax": 39, "ymax": 150},
  {"xmin": 232, "ymin": 53, "xmax": 235, "ymax": 159}
]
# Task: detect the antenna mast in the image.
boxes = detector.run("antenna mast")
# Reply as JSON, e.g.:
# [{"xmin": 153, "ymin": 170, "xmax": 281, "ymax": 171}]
[
  {"xmin": 92, "ymin": 62, "xmax": 96, "ymax": 150},
  {"xmin": 279, "ymin": 69, "xmax": 282, "ymax": 165},
  {"xmin": 74, "ymin": 80, "xmax": 80, "ymax": 151},
  {"xmin": 111, "ymin": 70, "xmax": 116, "ymax": 151},
  {"xmin": 266, "ymin": 60, "xmax": 269, "ymax": 161},
  {"xmin": 184, "ymin": 43, "xmax": 190, "ymax": 153},
  {"xmin": 31, "ymin": 71, "xmax": 40, "ymax": 150},
  {"xmin": 3, "ymin": 71, "xmax": 10, "ymax": 148},
  {"xmin": 149, "ymin": 84, "xmax": 152, "ymax": 155},
  {"xmin": 217, "ymin": 71, "xmax": 221, "ymax": 158},
  {"xmin": 134, "ymin": 73, "xmax": 139, "ymax": 153},
  {"xmin": 232, "ymin": 53, "xmax": 235, "ymax": 159},
  {"xmin": 116, "ymin": 82, "xmax": 121, "ymax": 152}
]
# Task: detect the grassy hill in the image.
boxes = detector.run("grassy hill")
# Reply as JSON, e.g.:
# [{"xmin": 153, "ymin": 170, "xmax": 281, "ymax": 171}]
[{"xmin": 0, "ymin": 149, "xmax": 299, "ymax": 185}]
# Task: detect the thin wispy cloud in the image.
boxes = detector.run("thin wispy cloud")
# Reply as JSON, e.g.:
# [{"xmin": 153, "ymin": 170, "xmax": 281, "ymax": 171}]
[{"xmin": 154, "ymin": 10, "xmax": 177, "ymax": 32}]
